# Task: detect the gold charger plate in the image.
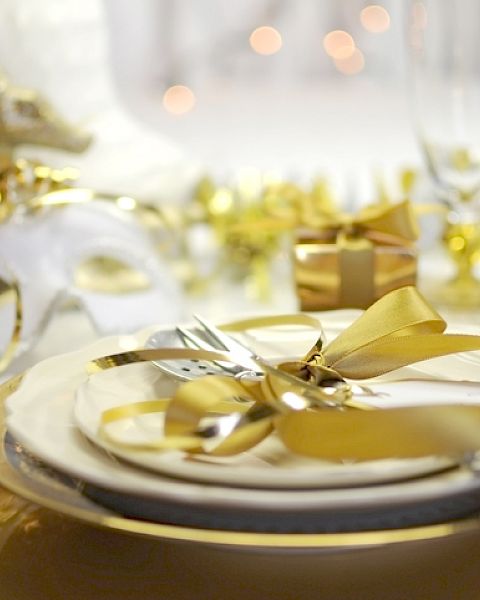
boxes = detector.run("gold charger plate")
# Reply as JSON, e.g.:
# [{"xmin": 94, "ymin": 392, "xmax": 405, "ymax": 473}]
[{"xmin": 1, "ymin": 374, "xmax": 480, "ymax": 550}]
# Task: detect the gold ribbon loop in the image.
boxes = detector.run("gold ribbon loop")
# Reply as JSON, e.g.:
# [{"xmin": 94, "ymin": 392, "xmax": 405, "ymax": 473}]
[
  {"xmin": 309, "ymin": 199, "xmax": 419, "ymax": 246},
  {"xmin": 321, "ymin": 285, "xmax": 445, "ymax": 376}
]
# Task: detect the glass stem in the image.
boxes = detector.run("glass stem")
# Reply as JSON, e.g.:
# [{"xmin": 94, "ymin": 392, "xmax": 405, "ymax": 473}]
[{"xmin": 455, "ymin": 255, "xmax": 475, "ymax": 282}]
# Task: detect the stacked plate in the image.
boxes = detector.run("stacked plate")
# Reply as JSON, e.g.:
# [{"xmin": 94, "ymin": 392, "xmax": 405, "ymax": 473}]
[{"xmin": 3, "ymin": 312, "xmax": 480, "ymax": 539}]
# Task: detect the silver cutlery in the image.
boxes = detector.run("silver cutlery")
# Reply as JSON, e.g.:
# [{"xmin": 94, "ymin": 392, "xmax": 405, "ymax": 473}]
[
  {"xmin": 146, "ymin": 315, "xmax": 354, "ymax": 398},
  {"xmin": 145, "ymin": 315, "xmax": 264, "ymax": 382}
]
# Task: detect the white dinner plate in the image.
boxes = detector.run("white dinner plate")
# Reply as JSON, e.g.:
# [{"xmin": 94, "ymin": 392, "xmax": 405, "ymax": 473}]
[
  {"xmin": 73, "ymin": 347, "xmax": 459, "ymax": 490},
  {"xmin": 5, "ymin": 315, "xmax": 480, "ymax": 531},
  {"xmin": 71, "ymin": 315, "xmax": 480, "ymax": 489}
]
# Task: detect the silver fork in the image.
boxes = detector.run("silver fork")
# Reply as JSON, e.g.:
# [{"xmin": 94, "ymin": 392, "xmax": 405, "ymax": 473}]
[
  {"xmin": 145, "ymin": 315, "xmax": 264, "ymax": 382},
  {"xmin": 177, "ymin": 315, "xmax": 264, "ymax": 377}
]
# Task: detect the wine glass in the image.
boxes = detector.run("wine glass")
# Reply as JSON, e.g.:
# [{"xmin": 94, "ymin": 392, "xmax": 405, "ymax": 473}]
[{"xmin": 409, "ymin": 0, "xmax": 480, "ymax": 306}]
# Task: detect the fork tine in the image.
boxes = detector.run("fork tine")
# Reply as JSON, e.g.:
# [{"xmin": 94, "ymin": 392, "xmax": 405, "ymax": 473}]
[
  {"xmin": 192, "ymin": 315, "xmax": 230, "ymax": 350},
  {"xmin": 193, "ymin": 314, "xmax": 263, "ymax": 374},
  {"xmin": 177, "ymin": 324, "xmax": 245, "ymax": 375},
  {"xmin": 193, "ymin": 314, "xmax": 253, "ymax": 358},
  {"xmin": 176, "ymin": 326, "xmax": 213, "ymax": 352}
]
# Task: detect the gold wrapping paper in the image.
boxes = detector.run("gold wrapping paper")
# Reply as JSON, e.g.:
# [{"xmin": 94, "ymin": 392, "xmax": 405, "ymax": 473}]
[{"xmin": 295, "ymin": 232, "xmax": 417, "ymax": 310}]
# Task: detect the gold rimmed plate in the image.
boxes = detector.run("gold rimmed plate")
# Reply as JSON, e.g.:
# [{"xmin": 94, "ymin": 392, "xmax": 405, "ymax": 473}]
[
  {"xmin": 1, "ymin": 375, "xmax": 480, "ymax": 550},
  {"xmin": 4, "ymin": 315, "xmax": 480, "ymax": 544}
]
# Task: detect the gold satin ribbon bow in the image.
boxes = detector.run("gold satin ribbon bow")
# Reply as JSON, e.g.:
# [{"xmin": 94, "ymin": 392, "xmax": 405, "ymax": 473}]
[
  {"xmin": 307, "ymin": 198, "xmax": 419, "ymax": 243},
  {"xmin": 88, "ymin": 286, "xmax": 480, "ymax": 462},
  {"xmin": 242, "ymin": 197, "xmax": 419, "ymax": 242}
]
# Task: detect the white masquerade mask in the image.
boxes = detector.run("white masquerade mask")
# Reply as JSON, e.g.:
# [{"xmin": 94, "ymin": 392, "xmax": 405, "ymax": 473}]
[{"xmin": 0, "ymin": 198, "xmax": 185, "ymax": 370}]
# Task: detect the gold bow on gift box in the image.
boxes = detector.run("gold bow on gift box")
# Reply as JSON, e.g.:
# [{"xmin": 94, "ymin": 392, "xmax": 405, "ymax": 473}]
[
  {"xmin": 89, "ymin": 286, "xmax": 480, "ymax": 463},
  {"xmin": 295, "ymin": 199, "xmax": 419, "ymax": 310}
]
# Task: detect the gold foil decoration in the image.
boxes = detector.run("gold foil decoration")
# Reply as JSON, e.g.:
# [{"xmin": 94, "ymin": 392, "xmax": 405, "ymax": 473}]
[
  {"xmin": 186, "ymin": 176, "xmax": 339, "ymax": 301},
  {"xmin": 0, "ymin": 158, "xmax": 79, "ymax": 223},
  {"xmin": 88, "ymin": 286, "xmax": 480, "ymax": 462}
]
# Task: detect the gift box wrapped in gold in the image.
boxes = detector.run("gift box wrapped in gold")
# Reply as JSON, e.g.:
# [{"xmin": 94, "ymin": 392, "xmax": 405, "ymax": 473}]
[{"xmin": 293, "ymin": 200, "xmax": 418, "ymax": 310}]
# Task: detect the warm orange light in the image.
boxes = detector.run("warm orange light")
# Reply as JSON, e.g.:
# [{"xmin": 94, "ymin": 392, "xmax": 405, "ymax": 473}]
[
  {"xmin": 360, "ymin": 5, "xmax": 391, "ymax": 33},
  {"xmin": 334, "ymin": 48, "xmax": 365, "ymax": 75},
  {"xmin": 162, "ymin": 85, "xmax": 195, "ymax": 115},
  {"xmin": 249, "ymin": 26, "xmax": 283, "ymax": 55},
  {"xmin": 323, "ymin": 30, "xmax": 355, "ymax": 60}
]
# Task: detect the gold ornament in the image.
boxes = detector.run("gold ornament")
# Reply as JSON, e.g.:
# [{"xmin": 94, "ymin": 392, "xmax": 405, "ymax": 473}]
[{"xmin": 0, "ymin": 71, "xmax": 91, "ymax": 167}]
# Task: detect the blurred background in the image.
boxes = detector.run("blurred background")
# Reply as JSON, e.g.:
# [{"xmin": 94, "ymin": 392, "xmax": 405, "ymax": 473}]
[
  {"xmin": 0, "ymin": 0, "xmax": 420, "ymax": 201},
  {"xmin": 7, "ymin": 0, "xmax": 480, "ymax": 370}
]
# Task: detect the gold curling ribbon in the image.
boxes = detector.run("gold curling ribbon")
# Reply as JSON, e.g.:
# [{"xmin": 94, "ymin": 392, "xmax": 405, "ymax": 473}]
[
  {"xmin": 0, "ymin": 274, "xmax": 22, "ymax": 372},
  {"xmin": 89, "ymin": 287, "xmax": 480, "ymax": 461}
]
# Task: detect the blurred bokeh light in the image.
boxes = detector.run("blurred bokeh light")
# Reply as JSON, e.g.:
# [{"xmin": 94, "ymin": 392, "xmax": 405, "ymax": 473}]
[
  {"xmin": 360, "ymin": 5, "xmax": 391, "ymax": 33},
  {"xmin": 323, "ymin": 30, "xmax": 356, "ymax": 60},
  {"xmin": 163, "ymin": 85, "xmax": 196, "ymax": 115},
  {"xmin": 249, "ymin": 26, "xmax": 283, "ymax": 56}
]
